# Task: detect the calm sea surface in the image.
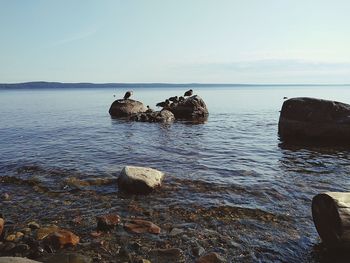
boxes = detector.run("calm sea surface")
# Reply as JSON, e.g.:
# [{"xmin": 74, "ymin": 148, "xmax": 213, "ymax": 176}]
[{"xmin": 1, "ymin": 85, "xmax": 350, "ymax": 262}]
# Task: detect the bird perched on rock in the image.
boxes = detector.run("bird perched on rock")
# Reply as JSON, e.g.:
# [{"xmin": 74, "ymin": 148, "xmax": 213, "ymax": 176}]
[
  {"xmin": 179, "ymin": 96, "xmax": 185, "ymax": 102},
  {"xmin": 146, "ymin": 105, "xmax": 154, "ymax": 113},
  {"xmin": 123, "ymin": 91, "xmax": 133, "ymax": 100},
  {"xmin": 169, "ymin": 96, "xmax": 178, "ymax": 102},
  {"xmin": 156, "ymin": 99, "xmax": 170, "ymax": 108},
  {"xmin": 184, "ymin": 89, "xmax": 193, "ymax": 97}
]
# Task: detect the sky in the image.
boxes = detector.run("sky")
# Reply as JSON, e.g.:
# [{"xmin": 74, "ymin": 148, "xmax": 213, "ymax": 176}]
[{"xmin": 1, "ymin": 0, "xmax": 350, "ymax": 84}]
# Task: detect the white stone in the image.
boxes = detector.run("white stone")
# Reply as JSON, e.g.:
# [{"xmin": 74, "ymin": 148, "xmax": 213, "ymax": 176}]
[{"xmin": 118, "ymin": 166, "xmax": 165, "ymax": 194}]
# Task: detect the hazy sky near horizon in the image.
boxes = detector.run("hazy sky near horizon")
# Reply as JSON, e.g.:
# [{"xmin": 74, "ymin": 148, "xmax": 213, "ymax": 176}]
[{"xmin": 1, "ymin": 0, "xmax": 350, "ymax": 84}]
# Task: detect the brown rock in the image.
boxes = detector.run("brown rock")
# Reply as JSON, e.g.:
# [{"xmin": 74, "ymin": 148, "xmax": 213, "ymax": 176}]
[
  {"xmin": 0, "ymin": 218, "xmax": 4, "ymax": 236},
  {"xmin": 124, "ymin": 219, "xmax": 161, "ymax": 234},
  {"xmin": 37, "ymin": 225, "xmax": 59, "ymax": 240},
  {"xmin": 46, "ymin": 229, "xmax": 80, "ymax": 248},
  {"xmin": 96, "ymin": 213, "xmax": 121, "ymax": 231},
  {"xmin": 169, "ymin": 95, "xmax": 209, "ymax": 120},
  {"xmin": 196, "ymin": 252, "xmax": 226, "ymax": 263},
  {"xmin": 109, "ymin": 99, "xmax": 146, "ymax": 117}
]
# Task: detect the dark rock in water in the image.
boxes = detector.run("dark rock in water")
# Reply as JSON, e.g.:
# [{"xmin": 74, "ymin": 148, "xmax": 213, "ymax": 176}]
[
  {"xmin": 43, "ymin": 252, "xmax": 92, "ymax": 263},
  {"xmin": 196, "ymin": 252, "xmax": 226, "ymax": 263},
  {"xmin": 129, "ymin": 109, "xmax": 175, "ymax": 123},
  {"xmin": 96, "ymin": 213, "xmax": 121, "ymax": 231},
  {"xmin": 169, "ymin": 95, "xmax": 208, "ymax": 120},
  {"xmin": 117, "ymin": 166, "xmax": 165, "ymax": 194},
  {"xmin": 149, "ymin": 248, "xmax": 185, "ymax": 263},
  {"xmin": 279, "ymin": 97, "xmax": 350, "ymax": 142},
  {"xmin": 109, "ymin": 99, "xmax": 146, "ymax": 117}
]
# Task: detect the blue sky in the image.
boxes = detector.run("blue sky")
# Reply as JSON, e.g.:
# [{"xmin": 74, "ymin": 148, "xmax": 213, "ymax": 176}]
[{"xmin": 1, "ymin": 0, "xmax": 350, "ymax": 84}]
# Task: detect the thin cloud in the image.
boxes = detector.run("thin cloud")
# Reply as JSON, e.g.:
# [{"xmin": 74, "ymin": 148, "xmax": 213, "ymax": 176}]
[{"xmin": 51, "ymin": 28, "xmax": 98, "ymax": 47}]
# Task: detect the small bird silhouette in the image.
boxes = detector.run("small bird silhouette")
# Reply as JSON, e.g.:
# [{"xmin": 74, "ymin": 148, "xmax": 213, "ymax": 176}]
[
  {"xmin": 169, "ymin": 96, "xmax": 178, "ymax": 102},
  {"xmin": 123, "ymin": 91, "xmax": 133, "ymax": 100},
  {"xmin": 156, "ymin": 99, "xmax": 170, "ymax": 108},
  {"xmin": 184, "ymin": 89, "xmax": 193, "ymax": 97}
]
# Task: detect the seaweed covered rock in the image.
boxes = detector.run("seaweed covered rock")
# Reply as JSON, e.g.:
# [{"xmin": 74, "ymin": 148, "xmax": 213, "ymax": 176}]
[
  {"xmin": 169, "ymin": 95, "xmax": 208, "ymax": 120},
  {"xmin": 129, "ymin": 110, "xmax": 175, "ymax": 123},
  {"xmin": 117, "ymin": 166, "xmax": 164, "ymax": 194},
  {"xmin": 109, "ymin": 99, "xmax": 146, "ymax": 117},
  {"xmin": 278, "ymin": 97, "xmax": 350, "ymax": 142}
]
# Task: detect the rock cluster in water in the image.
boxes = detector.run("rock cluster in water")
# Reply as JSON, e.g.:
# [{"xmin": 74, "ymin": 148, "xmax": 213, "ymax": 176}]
[
  {"xmin": 279, "ymin": 97, "xmax": 350, "ymax": 143},
  {"xmin": 109, "ymin": 90, "xmax": 209, "ymax": 122}
]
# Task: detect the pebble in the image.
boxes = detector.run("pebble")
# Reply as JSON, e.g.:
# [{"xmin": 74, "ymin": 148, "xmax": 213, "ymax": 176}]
[
  {"xmin": 45, "ymin": 229, "xmax": 80, "ymax": 248},
  {"xmin": 196, "ymin": 252, "xmax": 226, "ymax": 263},
  {"xmin": 37, "ymin": 225, "xmax": 59, "ymax": 240},
  {"xmin": 2, "ymin": 193, "xmax": 10, "ymax": 200},
  {"xmin": 0, "ymin": 218, "xmax": 4, "ymax": 236},
  {"xmin": 150, "ymin": 248, "xmax": 185, "ymax": 263},
  {"xmin": 169, "ymin": 228, "xmax": 184, "ymax": 236},
  {"xmin": 27, "ymin": 222, "xmax": 40, "ymax": 229},
  {"xmin": 6, "ymin": 234, "xmax": 16, "ymax": 242},
  {"xmin": 192, "ymin": 245, "xmax": 205, "ymax": 257},
  {"xmin": 43, "ymin": 252, "xmax": 92, "ymax": 263},
  {"xmin": 124, "ymin": 219, "xmax": 161, "ymax": 234},
  {"xmin": 96, "ymin": 213, "xmax": 121, "ymax": 231}
]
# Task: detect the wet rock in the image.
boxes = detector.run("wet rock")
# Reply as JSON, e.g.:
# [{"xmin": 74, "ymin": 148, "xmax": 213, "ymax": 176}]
[
  {"xmin": 96, "ymin": 213, "xmax": 121, "ymax": 231},
  {"xmin": 37, "ymin": 226, "xmax": 59, "ymax": 240},
  {"xmin": 0, "ymin": 218, "xmax": 4, "ymax": 237},
  {"xmin": 2, "ymin": 193, "xmax": 10, "ymax": 200},
  {"xmin": 149, "ymin": 248, "xmax": 185, "ymax": 263},
  {"xmin": 12, "ymin": 243, "xmax": 30, "ymax": 254},
  {"xmin": 109, "ymin": 99, "xmax": 146, "ymax": 117},
  {"xmin": 169, "ymin": 95, "xmax": 209, "ymax": 120},
  {"xmin": 3, "ymin": 242, "xmax": 16, "ymax": 251},
  {"xmin": 196, "ymin": 252, "xmax": 226, "ymax": 263},
  {"xmin": 0, "ymin": 257, "xmax": 41, "ymax": 263},
  {"xmin": 129, "ymin": 109, "xmax": 175, "ymax": 123},
  {"xmin": 45, "ymin": 229, "xmax": 79, "ymax": 248},
  {"xmin": 192, "ymin": 245, "xmax": 205, "ymax": 257},
  {"xmin": 28, "ymin": 222, "xmax": 40, "ymax": 230},
  {"xmin": 169, "ymin": 228, "xmax": 184, "ymax": 236},
  {"xmin": 279, "ymin": 97, "xmax": 350, "ymax": 142},
  {"xmin": 43, "ymin": 252, "xmax": 92, "ymax": 263},
  {"xmin": 118, "ymin": 166, "xmax": 165, "ymax": 194},
  {"xmin": 6, "ymin": 234, "xmax": 16, "ymax": 242},
  {"xmin": 124, "ymin": 219, "xmax": 161, "ymax": 234}
]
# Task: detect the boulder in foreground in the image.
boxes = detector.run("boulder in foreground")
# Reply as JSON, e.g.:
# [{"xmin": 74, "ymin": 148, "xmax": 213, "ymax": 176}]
[
  {"xmin": 278, "ymin": 97, "xmax": 350, "ymax": 142},
  {"xmin": 117, "ymin": 166, "xmax": 165, "ymax": 194},
  {"xmin": 169, "ymin": 95, "xmax": 209, "ymax": 120},
  {"xmin": 312, "ymin": 192, "xmax": 350, "ymax": 248},
  {"xmin": 109, "ymin": 99, "xmax": 146, "ymax": 117}
]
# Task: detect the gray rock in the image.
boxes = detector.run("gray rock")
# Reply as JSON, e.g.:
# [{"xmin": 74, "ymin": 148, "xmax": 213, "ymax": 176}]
[
  {"xmin": 117, "ymin": 166, "xmax": 165, "ymax": 194},
  {"xmin": 279, "ymin": 97, "xmax": 350, "ymax": 142},
  {"xmin": 109, "ymin": 99, "xmax": 146, "ymax": 117},
  {"xmin": 43, "ymin": 253, "xmax": 92, "ymax": 263},
  {"xmin": 0, "ymin": 258, "xmax": 41, "ymax": 263},
  {"xmin": 129, "ymin": 109, "xmax": 175, "ymax": 123},
  {"xmin": 169, "ymin": 227, "xmax": 184, "ymax": 236},
  {"xmin": 169, "ymin": 95, "xmax": 208, "ymax": 120},
  {"xmin": 149, "ymin": 248, "xmax": 185, "ymax": 263}
]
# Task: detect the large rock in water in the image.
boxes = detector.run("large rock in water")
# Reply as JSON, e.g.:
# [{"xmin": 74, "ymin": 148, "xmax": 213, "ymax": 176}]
[
  {"xmin": 129, "ymin": 109, "xmax": 175, "ymax": 123},
  {"xmin": 170, "ymin": 95, "xmax": 209, "ymax": 120},
  {"xmin": 117, "ymin": 166, "xmax": 165, "ymax": 194},
  {"xmin": 109, "ymin": 99, "xmax": 146, "ymax": 117},
  {"xmin": 278, "ymin": 97, "xmax": 350, "ymax": 142}
]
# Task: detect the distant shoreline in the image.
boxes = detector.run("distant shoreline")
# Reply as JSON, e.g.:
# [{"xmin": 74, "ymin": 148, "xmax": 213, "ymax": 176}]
[{"xmin": 0, "ymin": 81, "xmax": 349, "ymax": 89}]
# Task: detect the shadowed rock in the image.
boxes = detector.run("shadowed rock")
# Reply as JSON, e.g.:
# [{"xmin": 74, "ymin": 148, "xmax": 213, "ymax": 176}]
[
  {"xmin": 169, "ymin": 95, "xmax": 208, "ymax": 120},
  {"xmin": 109, "ymin": 99, "xmax": 146, "ymax": 117},
  {"xmin": 278, "ymin": 97, "xmax": 350, "ymax": 143},
  {"xmin": 129, "ymin": 110, "xmax": 175, "ymax": 123}
]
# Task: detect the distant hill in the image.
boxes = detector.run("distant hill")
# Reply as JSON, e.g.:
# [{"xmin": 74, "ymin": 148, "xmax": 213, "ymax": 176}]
[
  {"xmin": 0, "ymin": 81, "xmax": 346, "ymax": 89},
  {"xmin": 0, "ymin": 81, "xmax": 251, "ymax": 89}
]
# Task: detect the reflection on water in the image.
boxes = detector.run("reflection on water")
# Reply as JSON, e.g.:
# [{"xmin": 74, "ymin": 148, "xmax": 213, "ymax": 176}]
[{"xmin": 1, "ymin": 85, "xmax": 350, "ymax": 261}]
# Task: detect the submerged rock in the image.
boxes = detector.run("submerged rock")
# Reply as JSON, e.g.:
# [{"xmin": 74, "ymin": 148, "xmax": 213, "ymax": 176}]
[
  {"xmin": 124, "ymin": 219, "xmax": 161, "ymax": 234},
  {"xmin": 279, "ymin": 97, "xmax": 350, "ymax": 142},
  {"xmin": 96, "ymin": 213, "xmax": 121, "ymax": 231},
  {"xmin": 169, "ymin": 95, "xmax": 209, "ymax": 120},
  {"xmin": 109, "ymin": 99, "xmax": 146, "ymax": 117},
  {"xmin": 149, "ymin": 248, "xmax": 185, "ymax": 263},
  {"xmin": 117, "ymin": 166, "xmax": 165, "ymax": 194},
  {"xmin": 196, "ymin": 252, "xmax": 226, "ymax": 263}
]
